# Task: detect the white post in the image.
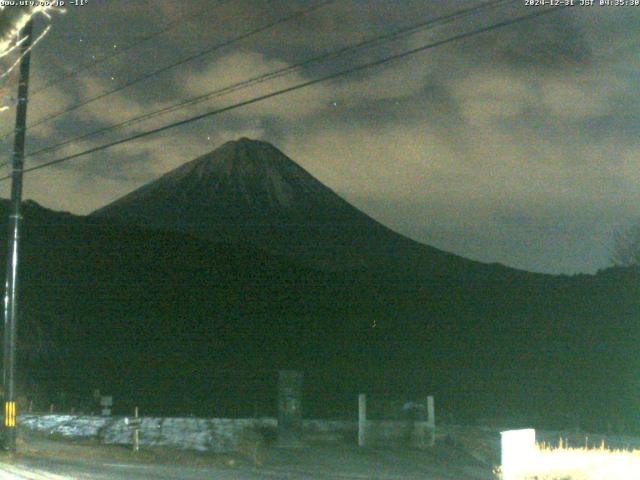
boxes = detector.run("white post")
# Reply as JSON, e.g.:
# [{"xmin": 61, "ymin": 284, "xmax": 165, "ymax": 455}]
[
  {"xmin": 427, "ymin": 395, "xmax": 435, "ymax": 446},
  {"xmin": 133, "ymin": 406, "xmax": 139, "ymax": 452},
  {"xmin": 358, "ymin": 394, "xmax": 367, "ymax": 447}
]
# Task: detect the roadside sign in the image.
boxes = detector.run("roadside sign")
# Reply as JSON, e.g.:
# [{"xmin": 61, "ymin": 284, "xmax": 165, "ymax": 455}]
[{"xmin": 124, "ymin": 417, "xmax": 141, "ymax": 429}]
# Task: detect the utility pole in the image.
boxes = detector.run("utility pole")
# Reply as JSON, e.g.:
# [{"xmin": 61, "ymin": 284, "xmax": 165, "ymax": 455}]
[{"xmin": 2, "ymin": 19, "xmax": 34, "ymax": 452}]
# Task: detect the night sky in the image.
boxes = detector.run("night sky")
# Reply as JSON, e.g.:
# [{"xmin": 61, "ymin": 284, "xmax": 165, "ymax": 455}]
[{"xmin": 0, "ymin": 0, "xmax": 637, "ymax": 275}]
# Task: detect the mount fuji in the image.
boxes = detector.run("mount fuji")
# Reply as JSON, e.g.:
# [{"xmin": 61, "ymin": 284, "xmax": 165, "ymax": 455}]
[{"xmin": 93, "ymin": 137, "xmax": 486, "ymax": 274}]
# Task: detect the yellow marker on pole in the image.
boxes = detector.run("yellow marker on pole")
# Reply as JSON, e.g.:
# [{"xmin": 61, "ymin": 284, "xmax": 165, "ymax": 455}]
[{"xmin": 4, "ymin": 401, "xmax": 15, "ymax": 427}]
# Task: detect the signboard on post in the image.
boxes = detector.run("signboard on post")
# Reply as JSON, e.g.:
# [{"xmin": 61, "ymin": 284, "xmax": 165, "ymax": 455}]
[
  {"xmin": 100, "ymin": 396, "xmax": 112, "ymax": 416},
  {"xmin": 124, "ymin": 407, "xmax": 141, "ymax": 452}
]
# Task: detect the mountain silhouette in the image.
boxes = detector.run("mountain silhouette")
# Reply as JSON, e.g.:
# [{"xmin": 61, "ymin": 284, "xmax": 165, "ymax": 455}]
[{"xmin": 93, "ymin": 138, "xmax": 478, "ymax": 273}]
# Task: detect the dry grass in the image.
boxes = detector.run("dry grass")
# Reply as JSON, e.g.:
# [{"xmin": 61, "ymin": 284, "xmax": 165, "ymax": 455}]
[{"xmin": 496, "ymin": 439, "xmax": 640, "ymax": 480}]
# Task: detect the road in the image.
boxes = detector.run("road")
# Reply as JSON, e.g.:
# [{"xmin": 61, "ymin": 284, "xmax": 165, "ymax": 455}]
[
  {"xmin": 0, "ymin": 458, "xmax": 258, "ymax": 480},
  {"xmin": 0, "ymin": 435, "xmax": 494, "ymax": 479}
]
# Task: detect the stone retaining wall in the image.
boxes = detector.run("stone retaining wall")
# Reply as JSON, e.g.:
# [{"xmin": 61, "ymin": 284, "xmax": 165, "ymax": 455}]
[{"xmin": 17, "ymin": 414, "xmax": 430, "ymax": 452}]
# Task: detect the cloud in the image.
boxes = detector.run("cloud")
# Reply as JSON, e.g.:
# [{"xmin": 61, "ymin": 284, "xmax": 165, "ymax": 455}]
[
  {"xmin": 0, "ymin": 0, "xmax": 636, "ymax": 274},
  {"xmin": 273, "ymin": 56, "xmax": 640, "ymax": 274}
]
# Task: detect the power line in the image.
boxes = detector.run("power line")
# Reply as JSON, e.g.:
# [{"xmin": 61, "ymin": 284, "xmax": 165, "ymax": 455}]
[
  {"xmin": 30, "ymin": 1, "xmax": 221, "ymax": 95},
  {"xmin": 10, "ymin": 4, "xmax": 565, "ymax": 178},
  {"xmin": 26, "ymin": 0, "xmax": 512, "ymax": 160},
  {"xmin": 0, "ymin": 0, "xmax": 336, "ymax": 141},
  {"xmin": 0, "ymin": 5, "xmax": 567, "ymax": 182}
]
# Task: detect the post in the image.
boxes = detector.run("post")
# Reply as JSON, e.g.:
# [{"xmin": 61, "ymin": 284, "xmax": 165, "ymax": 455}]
[
  {"xmin": 125, "ymin": 406, "xmax": 141, "ymax": 451},
  {"xmin": 358, "ymin": 393, "xmax": 366, "ymax": 447},
  {"xmin": 427, "ymin": 395, "xmax": 435, "ymax": 447},
  {"xmin": 133, "ymin": 406, "xmax": 139, "ymax": 452},
  {"xmin": 2, "ymin": 19, "xmax": 34, "ymax": 452}
]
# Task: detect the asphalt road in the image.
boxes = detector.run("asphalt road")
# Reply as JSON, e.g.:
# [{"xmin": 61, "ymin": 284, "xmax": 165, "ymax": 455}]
[
  {"xmin": 0, "ymin": 458, "xmax": 259, "ymax": 479},
  {"xmin": 0, "ymin": 435, "xmax": 495, "ymax": 479}
]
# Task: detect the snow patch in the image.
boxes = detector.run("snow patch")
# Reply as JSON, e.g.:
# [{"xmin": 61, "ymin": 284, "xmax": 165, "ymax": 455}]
[{"xmin": 19, "ymin": 414, "xmax": 277, "ymax": 453}]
